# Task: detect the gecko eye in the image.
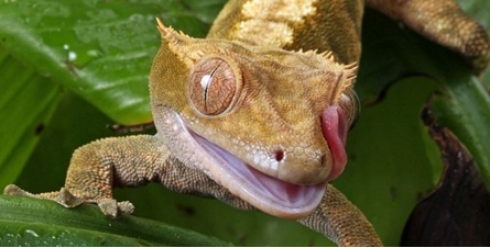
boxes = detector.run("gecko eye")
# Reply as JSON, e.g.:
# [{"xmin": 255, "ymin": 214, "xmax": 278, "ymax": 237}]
[
  {"xmin": 339, "ymin": 88, "xmax": 360, "ymax": 128},
  {"xmin": 188, "ymin": 57, "xmax": 240, "ymax": 116}
]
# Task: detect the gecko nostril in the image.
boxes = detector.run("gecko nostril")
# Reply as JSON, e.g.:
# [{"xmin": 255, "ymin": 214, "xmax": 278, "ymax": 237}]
[
  {"xmin": 274, "ymin": 150, "xmax": 284, "ymax": 162},
  {"xmin": 320, "ymin": 154, "xmax": 327, "ymax": 167}
]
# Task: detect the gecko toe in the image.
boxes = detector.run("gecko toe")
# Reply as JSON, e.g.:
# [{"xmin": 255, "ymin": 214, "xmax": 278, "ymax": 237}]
[
  {"xmin": 3, "ymin": 184, "xmax": 31, "ymax": 196},
  {"xmin": 117, "ymin": 201, "xmax": 135, "ymax": 215},
  {"xmin": 97, "ymin": 198, "xmax": 122, "ymax": 217},
  {"xmin": 55, "ymin": 187, "xmax": 85, "ymax": 208}
]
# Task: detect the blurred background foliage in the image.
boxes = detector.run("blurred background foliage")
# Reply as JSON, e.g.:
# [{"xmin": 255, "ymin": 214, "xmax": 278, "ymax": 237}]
[{"xmin": 0, "ymin": 0, "xmax": 489, "ymax": 246}]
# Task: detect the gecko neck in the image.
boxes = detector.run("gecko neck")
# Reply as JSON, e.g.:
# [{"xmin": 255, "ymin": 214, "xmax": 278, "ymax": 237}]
[{"xmin": 207, "ymin": 0, "xmax": 364, "ymax": 64}]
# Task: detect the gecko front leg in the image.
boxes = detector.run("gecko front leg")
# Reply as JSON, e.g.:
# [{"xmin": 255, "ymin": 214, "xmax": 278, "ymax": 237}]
[
  {"xmin": 3, "ymin": 136, "xmax": 161, "ymax": 216},
  {"xmin": 4, "ymin": 134, "xmax": 254, "ymax": 216},
  {"xmin": 5, "ymin": 135, "xmax": 166, "ymax": 216}
]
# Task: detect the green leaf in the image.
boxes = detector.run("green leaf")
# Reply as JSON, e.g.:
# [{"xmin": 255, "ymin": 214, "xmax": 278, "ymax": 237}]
[
  {"xmin": 0, "ymin": 0, "xmax": 226, "ymax": 195},
  {"xmin": 0, "ymin": 195, "xmax": 230, "ymax": 246},
  {"xmin": 358, "ymin": 8, "xmax": 490, "ymax": 191},
  {"xmin": 336, "ymin": 77, "xmax": 441, "ymax": 246},
  {"xmin": 0, "ymin": 49, "xmax": 61, "ymax": 187},
  {"xmin": 0, "ymin": 0, "xmax": 225, "ymax": 125},
  {"xmin": 430, "ymin": 75, "xmax": 490, "ymax": 186}
]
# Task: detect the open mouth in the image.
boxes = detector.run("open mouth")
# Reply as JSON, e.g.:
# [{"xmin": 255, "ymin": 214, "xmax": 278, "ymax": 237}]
[
  {"xmin": 191, "ymin": 131, "xmax": 327, "ymax": 219},
  {"xmin": 160, "ymin": 104, "xmax": 348, "ymax": 219}
]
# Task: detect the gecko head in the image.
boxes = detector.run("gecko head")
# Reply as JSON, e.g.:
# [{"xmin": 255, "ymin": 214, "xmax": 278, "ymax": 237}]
[{"xmin": 150, "ymin": 20, "xmax": 359, "ymax": 219}]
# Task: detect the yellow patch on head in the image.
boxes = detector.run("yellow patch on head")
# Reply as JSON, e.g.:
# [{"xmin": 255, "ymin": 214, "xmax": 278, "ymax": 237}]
[
  {"xmin": 231, "ymin": 0, "xmax": 318, "ymax": 47},
  {"xmin": 241, "ymin": 0, "xmax": 317, "ymax": 22}
]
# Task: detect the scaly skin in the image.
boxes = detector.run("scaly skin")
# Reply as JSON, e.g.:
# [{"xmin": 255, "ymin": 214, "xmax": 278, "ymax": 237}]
[
  {"xmin": 4, "ymin": 0, "xmax": 489, "ymax": 246},
  {"xmin": 366, "ymin": 0, "xmax": 490, "ymax": 73}
]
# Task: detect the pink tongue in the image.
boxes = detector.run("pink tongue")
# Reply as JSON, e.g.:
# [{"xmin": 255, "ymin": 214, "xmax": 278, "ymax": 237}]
[{"xmin": 321, "ymin": 105, "xmax": 348, "ymax": 181}]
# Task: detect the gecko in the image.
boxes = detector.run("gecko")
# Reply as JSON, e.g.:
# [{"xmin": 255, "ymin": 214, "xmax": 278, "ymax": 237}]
[{"xmin": 4, "ymin": 0, "xmax": 489, "ymax": 246}]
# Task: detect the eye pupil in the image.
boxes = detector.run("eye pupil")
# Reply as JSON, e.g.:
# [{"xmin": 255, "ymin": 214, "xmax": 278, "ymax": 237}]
[{"xmin": 188, "ymin": 57, "xmax": 238, "ymax": 115}]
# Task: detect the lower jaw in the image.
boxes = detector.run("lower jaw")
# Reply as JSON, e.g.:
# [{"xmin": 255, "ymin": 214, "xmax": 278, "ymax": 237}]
[{"xmin": 192, "ymin": 131, "xmax": 328, "ymax": 219}]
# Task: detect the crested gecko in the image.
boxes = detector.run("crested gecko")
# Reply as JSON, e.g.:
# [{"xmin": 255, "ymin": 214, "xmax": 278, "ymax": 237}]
[{"xmin": 4, "ymin": 0, "xmax": 489, "ymax": 246}]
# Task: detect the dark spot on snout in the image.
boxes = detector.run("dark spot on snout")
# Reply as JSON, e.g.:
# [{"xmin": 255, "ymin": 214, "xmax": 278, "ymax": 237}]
[
  {"xmin": 274, "ymin": 150, "xmax": 284, "ymax": 162},
  {"xmin": 320, "ymin": 154, "xmax": 327, "ymax": 167}
]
